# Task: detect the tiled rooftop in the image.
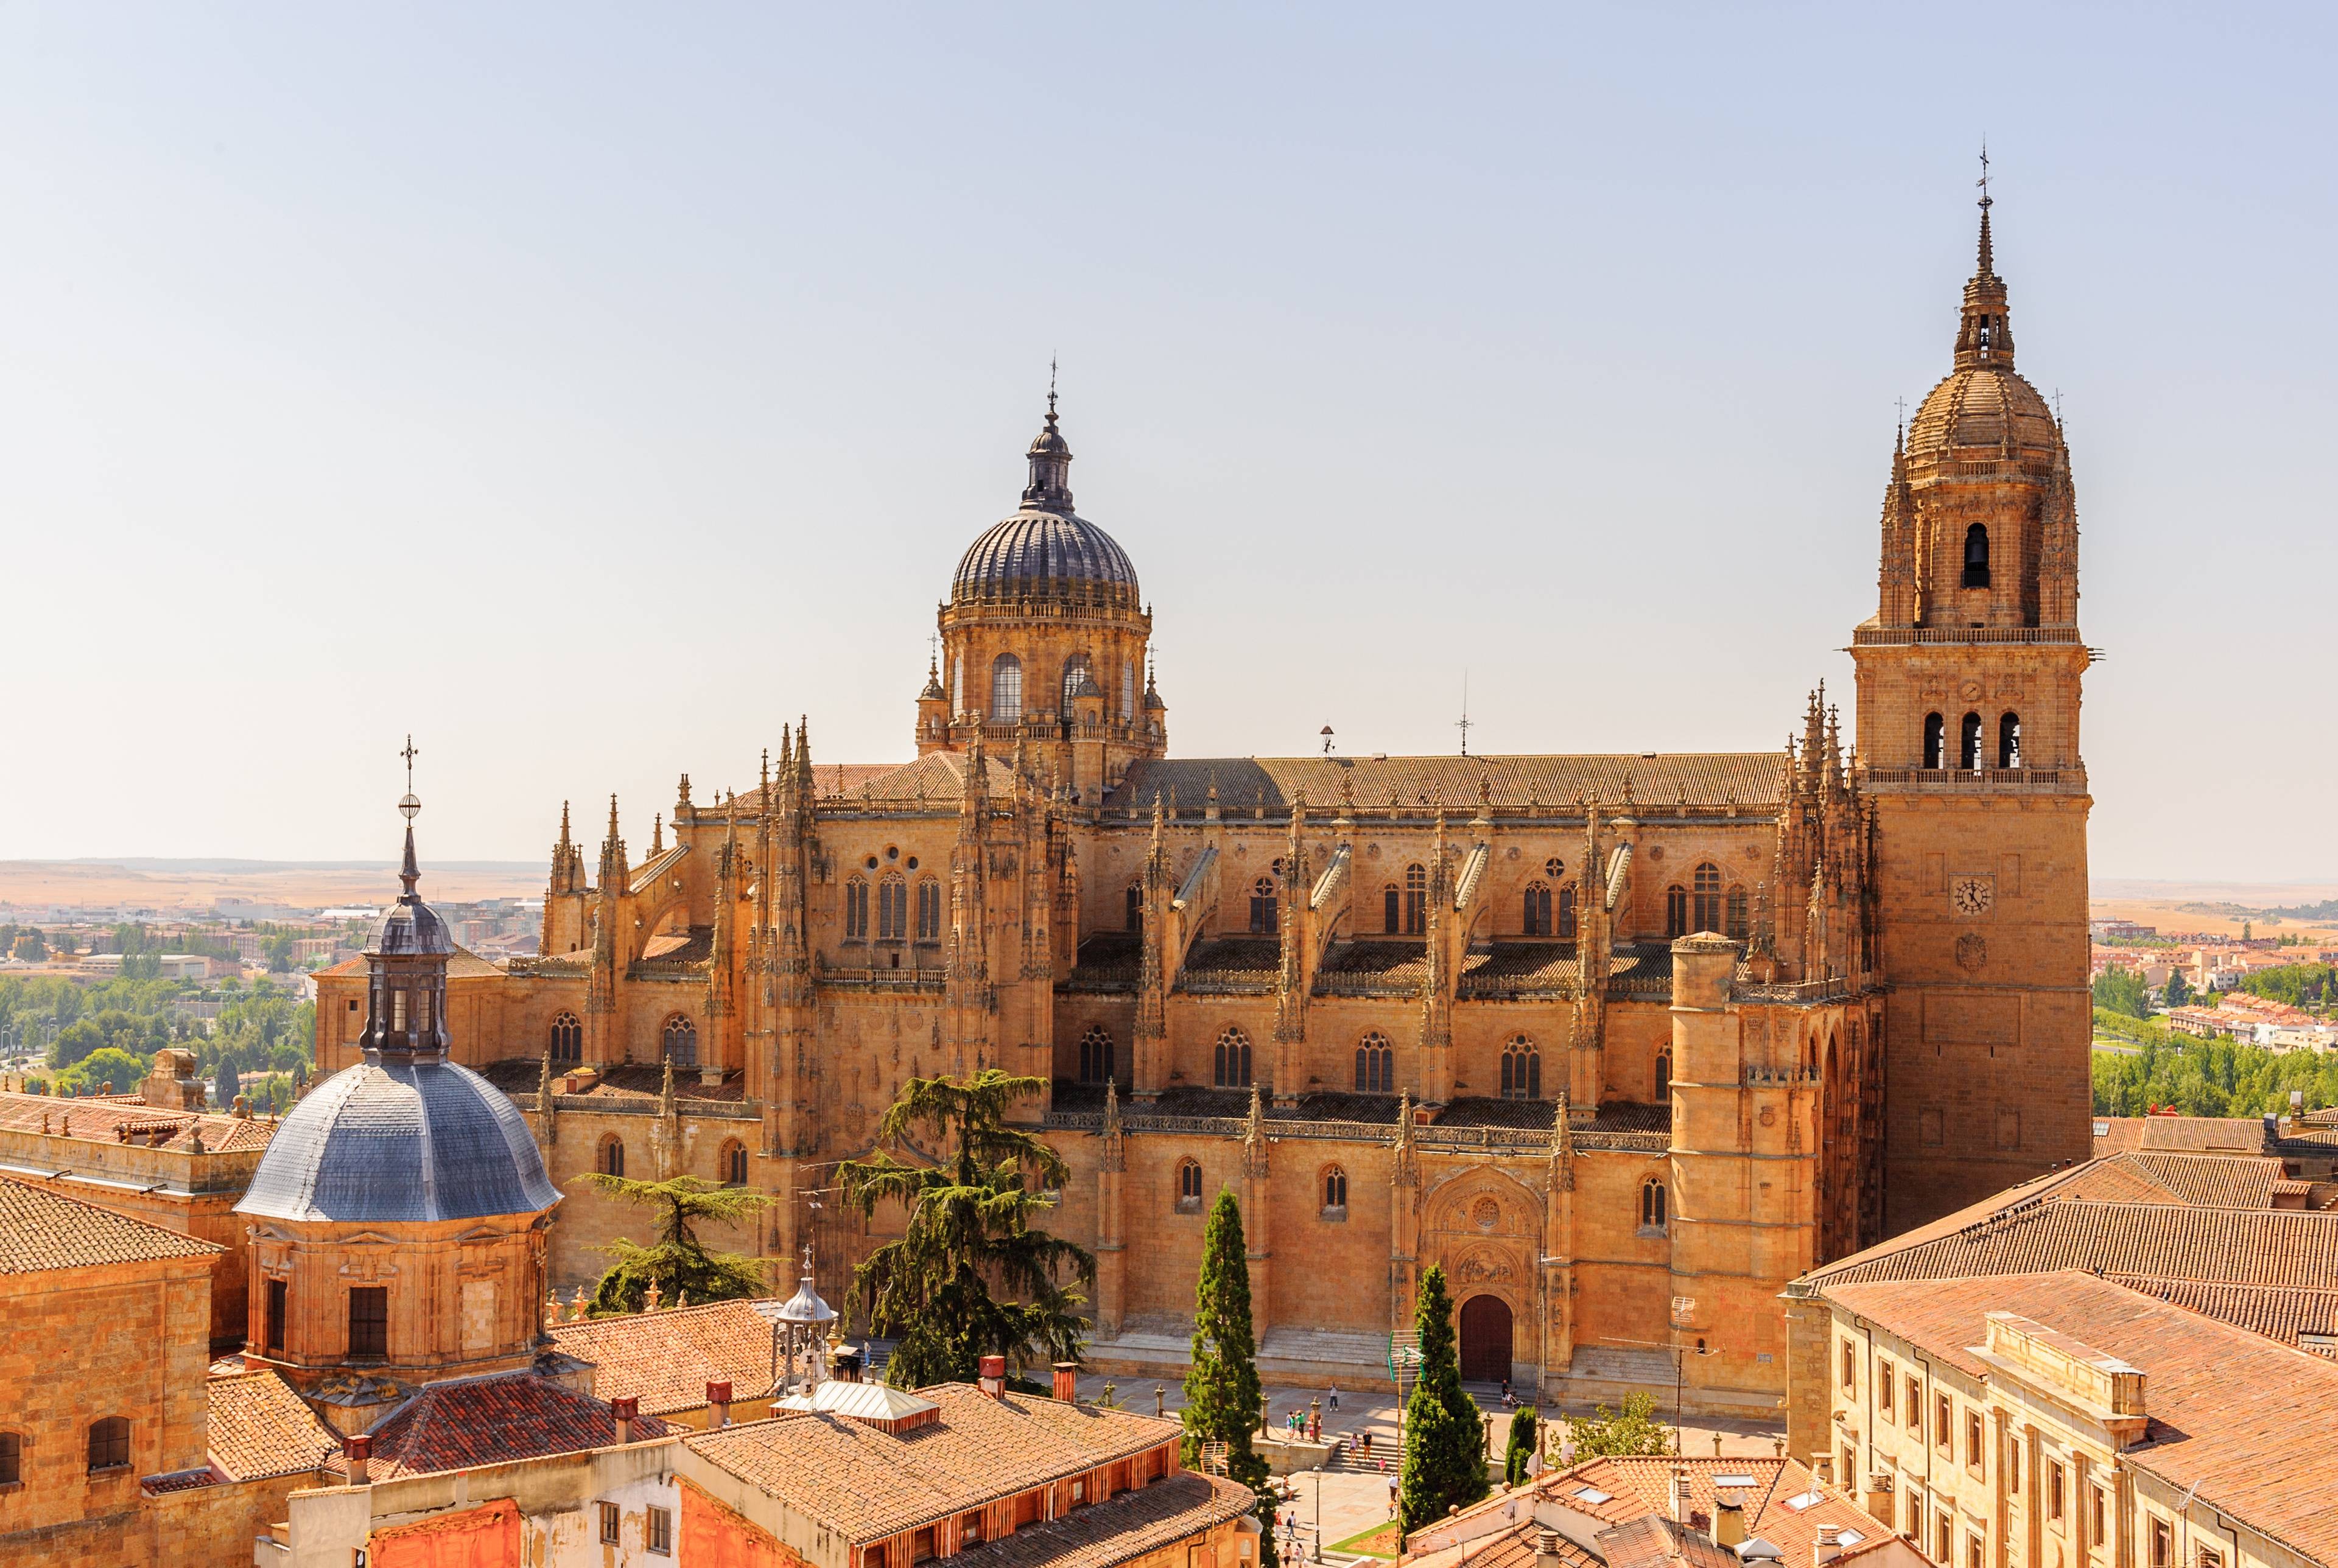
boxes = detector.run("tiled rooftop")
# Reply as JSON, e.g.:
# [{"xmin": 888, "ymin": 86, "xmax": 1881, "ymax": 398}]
[
  {"xmin": 1820, "ymin": 1270, "xmax": 2338, "ymax": 1562},
  {"xmin": 480, "ymin": 1059, "xmax": 749, "ymax": 1104},
  {"xmin": 339, "ymin": 1370, "xmax": 672, "ymax": 1482},
  {"xmin": 205, "ymin": 1370, "xmax": 340, "ymax": 1481},
  {"xmin": 0, "ymin": 1089, "xmax": 275, "ymax": 1154},
  {"xmin": 1105, "ymin": 755, "xmax": 1787, "ymax": 816},
  {"xmin": 685, "ymin": 1383, "xmax": 1184, "ymax": 1543},
  {"xmin": 0, "ymin": 1175, "xmax": 223, "ymax": 1275},
  {"xmin": 548, "ymin": 1298, "xmax": 783, "ymax": 1415},
  {"xmin": 941, "ymin": 1472, "xmax": 1254, "ymax": 1568}
]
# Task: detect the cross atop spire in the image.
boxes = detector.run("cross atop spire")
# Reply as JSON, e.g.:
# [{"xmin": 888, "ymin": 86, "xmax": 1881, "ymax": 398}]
[
  {"xmin": 396, "ymin": 736, "xmax": 423, "ymax": 897},
  {"xmin": 1975, "ymin": 141, "xmax": 1996, "ymax": 277},
  {"xmin": 1023, "ymin": 371, "xmax": 1075, "ymax": 510}
]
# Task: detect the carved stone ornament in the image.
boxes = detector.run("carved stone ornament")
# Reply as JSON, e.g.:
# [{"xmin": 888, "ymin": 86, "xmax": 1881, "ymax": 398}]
[
  {"xmin": 1470, "ymin": 1197, "xmax": 1501, "ymax": 1232},
  {"xmin": 1758, "ymin": 1106, "xmax": 1777, "ymax": 1127},
  {"xmin": 1454, "ymin": 1245, "xmax": 1517, "ymax": 1284},
  {"xmin": 1956, "ymin": 932, "xmax": 1987, "ymax": 973}
]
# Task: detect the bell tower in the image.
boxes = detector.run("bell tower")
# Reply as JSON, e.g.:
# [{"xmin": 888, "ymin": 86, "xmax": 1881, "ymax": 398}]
[{"xmin": 1852, "ymin": 178, "xmax": 2094, "ymax": 1230}]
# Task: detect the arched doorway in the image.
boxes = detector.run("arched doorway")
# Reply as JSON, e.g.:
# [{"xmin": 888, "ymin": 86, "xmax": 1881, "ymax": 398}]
[{"xmin": 1458, "ymin": 1295, "xmax": 1513, "ymax": 1384}]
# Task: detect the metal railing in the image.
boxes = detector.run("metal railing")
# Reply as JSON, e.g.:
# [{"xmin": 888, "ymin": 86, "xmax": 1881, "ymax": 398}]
[
  {"xmin": 1851, "ymin": 625, "xmax": 2082, "ymax": 646},
  {"xmin": 1861, "ymin": 766, "xmax": 2082, "ymax": 791}
]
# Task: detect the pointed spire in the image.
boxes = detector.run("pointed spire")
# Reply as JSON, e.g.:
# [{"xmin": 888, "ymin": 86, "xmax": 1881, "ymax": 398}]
[
  {"xmin": 651, "ymin": 812, "xmax": 664, "ymax": 856},
  {"xmin": 556, "ymin": 799, "xmax": 572, "ymax": 853},
  {"xmin": 1953, "ymin": 152, "xmax": 2015, "ymax": 370},
  {"xmin": 795, "ymin": 716, "xmax": 812, "ymax": 789}
]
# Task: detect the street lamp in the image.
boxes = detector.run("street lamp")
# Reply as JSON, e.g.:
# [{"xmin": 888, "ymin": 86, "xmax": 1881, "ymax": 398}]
[{"xmin": 1597, "ymin": 1336, "xmax": 1718, "ymax": 1454}]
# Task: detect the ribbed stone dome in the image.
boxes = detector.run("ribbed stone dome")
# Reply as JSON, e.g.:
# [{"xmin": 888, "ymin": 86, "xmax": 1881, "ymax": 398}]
[
  {"xmin": 235, "ymin": 1059, "xmax": 561, "ymax": 1224},
  {"xmin": 952, "ymin": 511, "xmax": 1139, "ymax": 604},
  {"xmin": 1906, "ymin": 366, "xmax": 2059, "ymax": 462}
]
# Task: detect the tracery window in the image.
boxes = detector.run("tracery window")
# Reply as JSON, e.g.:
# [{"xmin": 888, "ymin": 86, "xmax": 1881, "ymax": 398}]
[
  {"xmin": 1725, "ymin": 885, "xmax": 1750, "ymax": 941},
  {"xmin": 1961, "ymin": 711, "xmax": 1984, "ymax": 770},
  {"xmin": 661, "ymin": 1013, "xmax": 698, "ymax": 1067},
  {"xmin": 1544, "ymin": 856, "xmax": 1565, "ymax": 880},
  {"xmin": 844, "ymin": 877, "xmax": 869, "ymax": 939},
  {"xmin": 1557, "ymin": 884, "xmax": 1578, "ymax": 940},
  {"xmin": 720, "ymin": 1139, "xmax": 749, "ymax": 1186},
  {"xmin": 1403, "ymin": 863, "xmax": 1427, "ymax": 936},
  {"xmin": 549, "ymin": 1011, "xmax": 582, "ymax": 1064},
  {"xmin": 1654, "ymin": 1048, "xmax": 1671, "ymax": 1101},
  {"xmin": 877, "ymin": 873, "xmax": 908, "ymax": 940},
  {"xmin": 1214, "ymin": 1026, "xmax": 1252, "ymax": 1088},
  {"xmin": 1078, "ymin": 1024, "xmax": 1116, "ymax": 1085},
  {"xmin": 1176, "ymin": 1159, "xmax": 1203, "ymax": 1208},
  {"xmin": 990, "ymin": 654, "xmax": 1023, "ymax": 721},
  {"xmin": 86, "ymin": 1416, "xmax": 130, "ymax": 1472},
  {"xmin": 1692, "ymin": 862, "xmax": 1723, "ymax": 933},
  {"xmin": 1061, "ymin": 654, "xmax": 1092, "ymax": 707},
  {"xmin": 1321, "ymin": 1166, "xmax": 1349, "ymax": 1212},
  {"xmin": 1665, "ymin": 885, "xmax": 1690, "ymax": 939},
  {"xmin": 1355, "ymin": 1031, "xmax": 1393, "ymax": 1094},
  {"xmin": 1249, "ymin": 877, "xmax": 1277, "ymax": 934},
  {"xmin": 916, "ymin": 878, "xmax": 942, "ymax": 941},
  {"xmin": 1501, "ymin": 1034, "xmax": 1541, "ymax": 1099},
  {"xmin": 1998, "ymin": 712, "xmax": 2021, "ymax": 769},
  {"xmin": 599, "ymin": 1136, "xmax": 625, "ymax": 1177},
  {"xmin": 1523, "ymin": 881, "xmax": 1551, "ymax": 936},
  {"xmin": 1640, "ymin": 1179, "xmax": 1668, "ymax": 1232},
  {"xmin": 1924, "ymin": 712, "xmax": 1946, "ymax": 769},
  {"xmin": 1962, "ymin": 523, "xmax": 1991, "ymax": 588}
]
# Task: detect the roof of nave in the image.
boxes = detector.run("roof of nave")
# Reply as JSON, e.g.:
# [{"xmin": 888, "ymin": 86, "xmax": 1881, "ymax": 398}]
[
  {"xmin": 205, "ymin": 1368, "xmax": 341, "ymax": 1482},
  {"xmin": 547, "ymin": 1296, "xmax": 786, "ymax": 1415},
  {"xmin": 1821, "ymin": 1270, "xmax": 2338, "ymax": 1563},
  {"xmin": 0, "ymin": 1174, "xmax": 223, "ymax": 1275},
  {"xmin": 1106, "ymin": 754, "xmax": 1786, "ymax": 815},
  {"xmin": 0, "ymin": 1088, "xmax": 276, "ymax": 1154},
  {"xmin": 480, "ymin": 1059, "xmax": 751, "ymax": 1104},
  {"xmin": 724, "ymin": 753, "xmax": 1016, "ymax": 814}
]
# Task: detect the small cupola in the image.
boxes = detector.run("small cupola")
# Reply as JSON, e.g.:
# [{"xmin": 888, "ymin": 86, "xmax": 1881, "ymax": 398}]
[{"xmin": 359, "ymin": 737, "xmax": 455, "ymax": 1062}]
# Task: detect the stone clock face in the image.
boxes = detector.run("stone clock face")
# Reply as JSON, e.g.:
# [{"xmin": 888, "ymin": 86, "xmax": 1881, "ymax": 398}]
[{"xmin": 1951, "ymin": 875, "xmax": 1995, "ymax": 916}]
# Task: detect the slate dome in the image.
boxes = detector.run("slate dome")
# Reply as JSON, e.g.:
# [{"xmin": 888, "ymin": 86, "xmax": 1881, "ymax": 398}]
[
  {"xmin": 234, "ymin": 1057, "xmax": 561, "ymax": 1224},
  {"xmin": 952, "ymin": 512, "xmax": 1139, "ymax": 604}
]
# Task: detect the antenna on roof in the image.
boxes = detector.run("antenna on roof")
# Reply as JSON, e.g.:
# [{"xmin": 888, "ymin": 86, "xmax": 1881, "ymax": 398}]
[{"xmin": 1455, "ymin": 672, "xmax": 1472, "ymax": 757}]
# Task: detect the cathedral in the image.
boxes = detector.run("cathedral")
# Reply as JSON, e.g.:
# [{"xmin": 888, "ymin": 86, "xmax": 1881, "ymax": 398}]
[{"xmin": 313, "ymin": 192, "xmax": 2094, "ymax": 1415}]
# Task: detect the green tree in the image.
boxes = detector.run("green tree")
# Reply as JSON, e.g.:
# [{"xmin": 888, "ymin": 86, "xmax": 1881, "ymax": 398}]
[
  {"xmin": 1564, "ymin": 1391, "xmax": 1672, "ymax": 1458},
  {"xmin": 49, "ymin": 1018, "xmax": 105, "ymax": 1069},
  {"xmin": 10, "ymin": 929, "xmax": 44, "ymax": 962},
  {"xmin": 1180, "ymin": 1190, "xmax": 1279, "ymax": 1568},
  {"xmin": 55, "ymin": 1045, "xmax": 152, "ymax": 1096},
  {"xmin": 574, "ymin": 1173, "xmax": 774, "ymax": 1315},
  {"xmin": 1504, "ymin": 1406, "xmax": 1540, "ymax": 1485},
  {"xmin": 837, "ymin": 1070, "xmax": 1095, "ymax": 1388},
  {"xmin": 214, "ymin": 1059, "xmax": 241, "ymax": 1110},
  {"xmin": 1399, "ymin": 1264, "xmax": 1487, "ymax": 1531},
  {"xmin": 2164, "ymin": 971, "xmax": 2191, "ymax": 1008},
  {"xmin": 2091, "ymin": 969, "xmax": 2150, "ymax": 1020}
]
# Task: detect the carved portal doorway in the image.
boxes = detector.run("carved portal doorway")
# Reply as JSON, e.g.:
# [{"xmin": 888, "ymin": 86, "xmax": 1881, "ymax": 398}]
[{"xmin": 1458, "ymin": 1294, "xmax": 1513, "ymax": 1383}]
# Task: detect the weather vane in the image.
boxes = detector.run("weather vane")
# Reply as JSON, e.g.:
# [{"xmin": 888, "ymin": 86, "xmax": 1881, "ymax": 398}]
[
  {"xmin": 398, "ymin": 735, "xmax": 422, "ymax": 821},
  {"xmin": 1455, "ymin": 672, "xmax": 1472, "ymax": 758},
  {"xmin": 1048, "ymin": 355, "xmax": 1058, "ymax": 417},
  {"xmin": 1976, "ymin": 139, "xmax": 1991, "ymax": 210}
]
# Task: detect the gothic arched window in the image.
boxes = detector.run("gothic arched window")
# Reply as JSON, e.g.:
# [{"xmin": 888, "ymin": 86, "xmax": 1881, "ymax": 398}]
[
  {"xmin": 661, "ymin": 1013, "xmax": 697, "ymax": 1068},
  {"xmin": 1692, "ymin": 862, "xmax": 1723, "ymax": 934},
  {"xmin": 1321, "ymin": 1166, "xmax": 1349, "ymax": 1213},
  {"xmin": 1403, "ymin": 863, "xmax": 1428, "ymax": 936},
  {"xmin": 1998, "ymin": 712, "xmax": 2021, "ymax": 769},
  {"xmin": 1501, "ymin": 1035, "xmax": 1541, "ymax": 1099},
  {"xmin": 549, "ymin": 1011, "xmax": 581, "ymax": 1064},
  {"xmin": 1176, "ymin": 1159, "xmax": 1203, "ymax": 1209},
  {"xmin": 1383, "ymin": 883, "xmax": 1402, "ymax": 934},
  {"xmin": 1078, "ymin": 1024, "xmax": 1115, "ymax": 1086},
  {"xmin": 1126, "ymin": 883, "xmax": 1143, "ymax": 934},
  {"xmin": 990, "ymin": 654, "xmax": 1023, "ymax": 721},
  {"xmin": 1355, "ymin": 1031, "xmax": 1393, "ymax": 1094},
  {"xmin": 1962, "ymin": 523, "xmax": 1991, "ymax": 588},
  {"xmin": 1061, "ymin": 653, "xmax": 1092, "ymax": 708},
  {"xmin": 720, "ymin": 1139, "xmax": 748, "ymax": 1187},
  {"xmin": 1557, "ymin": 884, "xmax": 1578, "ymax": 940},
  {"xmin": 1523, "ymin": 881, "xmax": 1551, "ymax": 936},
  {"xmin": 1654, "ymin": 1048, "xmax": 1671, "ymax": 1102},
  {"xmin": 1214, "ymin": 1026, "xmax": 1252, "ymax": 1088},
  {"xmin": 844, "ymin": 877, "xmax": 869, "ymax": 940},
  {"xmin": 599, "ymin": 1135, "xmax": 625, "ymax": 1177},
  {"xmin": 1961, "ymin": 711, "xmax": 1984, "ymax": 771},
  {"xmin": 916, "ymin": 878, "xmax": 942, "ymax": 941},
  {"xmin": 1725, "ymin": 885, "xmax": 1750, "ymax": 942},
  {"xmin": 1640, "ymin": 1179, "xmax": 1668, "ymax": 1232},
  {"xmin": 1122, "ymin": 660, "xmax": 1136, "ymax": 720},
  {"xmin": 877, "ymin": 874, "xmax": 908, "ymax": 940},
  {"xmin": 1665, "ymin": 885, "xmax": 1690, "ymax": 939},
  {"xmin": 1924, "ymin": 712, "xmax": 1946, "ymax": 769},
  {"xmin": 1249, "ymin": 878, "xmax": 1276, "ymax": 934}
]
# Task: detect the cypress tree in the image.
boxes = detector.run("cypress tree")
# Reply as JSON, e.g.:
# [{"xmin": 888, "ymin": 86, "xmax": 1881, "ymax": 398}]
[
  {"xmin": 1399, "ymin": 1264, "xmax": 1488, "ymax": 1531},
  {"xmin": 1180, "ymin": 1189, "xmax": 1277, "ymax": 1568},
  {"xmin": 1504, "ymin": 1405, "xmax": 1540, "ymax": 1485}
]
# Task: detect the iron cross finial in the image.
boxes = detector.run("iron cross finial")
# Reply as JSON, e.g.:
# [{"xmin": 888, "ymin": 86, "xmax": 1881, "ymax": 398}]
[
  {"xmin": 1048, "ymin": 355, "xmax": 1058, "ymax": 418},
  {"xmin": 1976, "ymin": 139, "xmax": 1992, "ymax": 209},
  {"xmin": 398, "ymin": 735, "xmax": 422, "ymax": 821}
]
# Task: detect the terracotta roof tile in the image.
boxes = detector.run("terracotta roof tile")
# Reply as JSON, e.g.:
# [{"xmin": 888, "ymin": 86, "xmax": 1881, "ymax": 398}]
[
  {"xmin": 0, "ymin": 1175, "xmax": 222, "ymax": 1275},
  {"xmin": 686, "ymin": 1384, "xmax": 1185, "ymax": 1544},
  {"xmin": 205, "ymin": 1370, "xmax": 339, "ymax": 1481},
  {"xmin": 2091, "ymin": 1117, "xmax": 2272, "ymax": 1157},
  {"xmin": 344, "ymin": 1371, "xmax": 670, "ymax": 1482},
  {"xmin": 0, "ymin": 1090, "xmax": 275, "ymax": 1153},
  {"xmin": 548, "ymin": 1299, "xmax": 784, "ymax": 1415},
  {"xmin": 1107, "ymin": 756, "xmax": 1786, "ymax": 815},
  {"xmin": 1818, "ymin": 1271, "xmax": 2338, "ymax": 1563},
  {"xmin": 944, "ymin": 1472, "xmax": 1254, "ymax": 1568}
]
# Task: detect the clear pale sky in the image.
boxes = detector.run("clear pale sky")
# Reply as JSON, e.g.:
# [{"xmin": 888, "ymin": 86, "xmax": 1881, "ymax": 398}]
[{"xmin": 1, "ymin": 5, "xmax": 2331, "ymax": 881}]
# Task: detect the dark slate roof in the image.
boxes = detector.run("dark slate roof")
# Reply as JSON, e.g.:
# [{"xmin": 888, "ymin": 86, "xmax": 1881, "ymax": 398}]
[
  {"xmin": 1107, "ymin": 754, "xmax": 1786, "ymax": 813},
  {"xmin": 1319, "ymin": 939, "xmax": 1430, "ymax": 979},
  {"xmin": 234, "ymin": 1059, "xmax": 561, "ymax": 1223},
  {"xmin": 1179, "ymin": 936, "xmax": 1280, "ymax": 976},
  {"xmin": 952, "ymin": 511, "xmax": 1139, "ymax": 603}
]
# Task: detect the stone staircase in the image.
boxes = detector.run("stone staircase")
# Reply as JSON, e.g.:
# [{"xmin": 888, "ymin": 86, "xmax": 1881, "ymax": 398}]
[
  {"xmin": 1546, "ymin": 1346, "xmax": 1780, "ymax": 1419},
  {"xmin": 1082, "ymin": 1318, "xmax": 1399, "ymax": 1391}
]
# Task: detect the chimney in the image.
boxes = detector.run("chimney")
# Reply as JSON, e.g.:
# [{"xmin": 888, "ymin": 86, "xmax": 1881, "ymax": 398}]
[
  {"xmin": 979, "ymin": 1355, "xmax": 1007, "ymax": 1400},
  {"xmin": 1053, "ymin": 1362, "xmax": 1080, "ymax": 1402},
  {"xmin": 707, "ymin": 1381, "xmax": 733, "ymax": 1428},
  {"xmin": 1668, "ymin": 1466, "xmax": 1691, "ymax": 1524},
  {"xmin": 343, "ymin": 1433, "xmax": 371, "ymax": 1486},
  {"xmin": 1810, "ymin": 1454, "xmax": 1833, "ymax": 1487},
  {"xmin": 613, "ymin": 1395, "xmax": 639, "ymax": 1444},
  {"xmin": 1534, "ymin": 1529, "xmax": 1566, "ymax": 1568},
  {"xmin": 834, "ymin": 1348, "xmax": 864, "ymax": 1384},
  {"xmin": 1714, "ymin": 1495, "xmax": 1746, "ymax": 1549}
]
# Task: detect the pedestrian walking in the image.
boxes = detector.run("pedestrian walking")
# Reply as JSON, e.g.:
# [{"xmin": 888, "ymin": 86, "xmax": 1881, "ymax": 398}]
[{"xmin": 1327, "ymin": 1384, "xmax": 1339, "ymax": 1412}]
